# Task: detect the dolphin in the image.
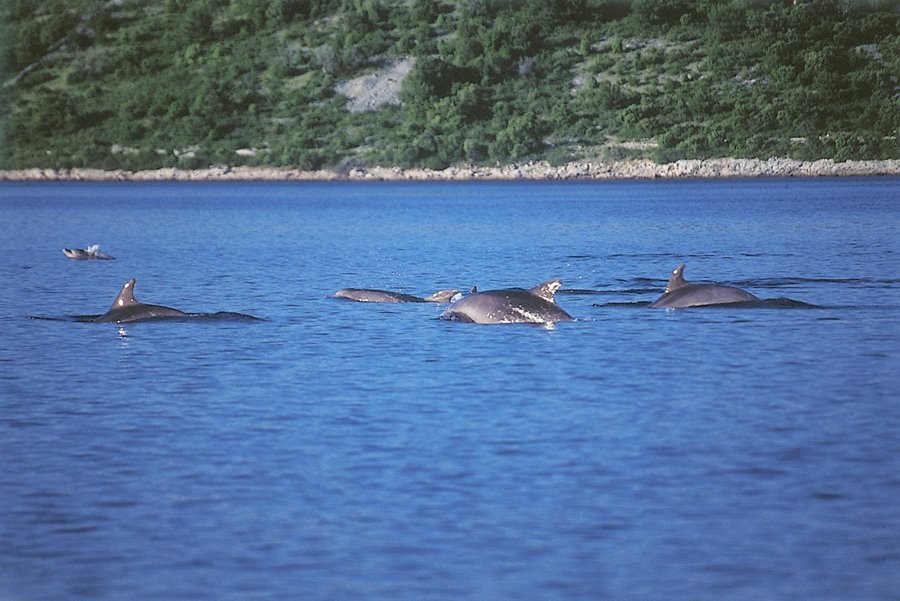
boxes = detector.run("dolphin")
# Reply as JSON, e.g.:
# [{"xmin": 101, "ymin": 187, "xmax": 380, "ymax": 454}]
[
  {"xmin": 333, "ymin": 288, "xmax": 460, "ymax": 303},
  {"xmin": 648, "ymin": 264, "xmax": 759, "ymax": 309},
  {"xmin": 63, "ymin": 244, "xmax": 115, "ymax": 260},
  {"xmin": 440, "ymin": 279, "xmax": 574, "ymax": 324},
  {"xmin": 94, "ymin": 279, "xmax": 188, "ymax": 323}
]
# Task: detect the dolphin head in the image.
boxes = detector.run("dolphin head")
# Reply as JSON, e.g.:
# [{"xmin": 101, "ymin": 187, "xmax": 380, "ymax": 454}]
[{"xmin": 423, "ymin": 289, "xmax": 462, "ymax": 303}]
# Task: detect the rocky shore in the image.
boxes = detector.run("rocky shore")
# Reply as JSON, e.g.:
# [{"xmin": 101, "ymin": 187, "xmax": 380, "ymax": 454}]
[{"xmin": 2, "ymin": 158, "xmax": 898, "ymax": 182}]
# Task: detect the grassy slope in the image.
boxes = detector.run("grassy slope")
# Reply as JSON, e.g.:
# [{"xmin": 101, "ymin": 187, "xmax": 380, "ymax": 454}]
[{"xmin": 1, "ymin": 0, "xmax": 898, "ymax": 170}]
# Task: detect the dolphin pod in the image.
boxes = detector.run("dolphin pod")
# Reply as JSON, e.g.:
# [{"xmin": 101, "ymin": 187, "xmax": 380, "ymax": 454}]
[
  {"xmin": 333, "ymin": 288, "xmax": 461, "ymax": 303},
  {"xmin": 88, "ymin": 264, "xmax": 770, "ymax": 326},
  {"xmin": 648, "ymin": 263, "xmax": 759, "ymax": 309},
  {"xmin": 440, "ymin": 280, "xmax": 574, "ymax": 324},
  {"xmin": 57, "ymin": 248, "xmax": 788, "ymax": 325}
]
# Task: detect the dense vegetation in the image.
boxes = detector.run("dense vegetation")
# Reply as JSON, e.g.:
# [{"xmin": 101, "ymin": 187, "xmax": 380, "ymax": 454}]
[{"xmin": 1, "ymin": 0, "xmax": 898, "ymax": 170}]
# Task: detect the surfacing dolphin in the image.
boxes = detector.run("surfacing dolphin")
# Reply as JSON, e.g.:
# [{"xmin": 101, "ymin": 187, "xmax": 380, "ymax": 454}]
[
  {"xmin": 440, "ymin": 279, "xmax": 574, "ymax": 324},
  {"xmin": 93, "ymin": 278, "xmax": 259, "ymax": 323},
  {"xmin": 63, "ymin": 244, "xmax": 115, "ymax": 260},
  {"xmin": 648, "ymin": 264, "xmax": 759, "ymax": 309},
  {"xmin": 333, "ymin": 288, "xmax": 460, "ymax": 303}
]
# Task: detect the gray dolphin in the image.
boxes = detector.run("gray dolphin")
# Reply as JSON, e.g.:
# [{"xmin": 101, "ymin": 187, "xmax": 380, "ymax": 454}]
[
  {"xmin": 333, "ymin": 288, "xmax": 460, "ymax": 303},
  {"xmin": 63, "ymin": 244, "xmax": 115, "ymax": 260},
  {"xmin": 440, "ymin": 279, "xmax": 574, "ymax": 324},
  {"xmin": 648, "ymin": 264, "xmax": 759, "ymax": 309},
  {"xmin": 94, "ymin": 279, "xmax": 188, "ymax": 323}
]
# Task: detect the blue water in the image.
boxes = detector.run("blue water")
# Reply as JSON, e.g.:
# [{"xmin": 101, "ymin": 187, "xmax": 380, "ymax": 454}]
[{"xmin": 1, "ymin": 178, "xmax": 898, "ymax": 601}]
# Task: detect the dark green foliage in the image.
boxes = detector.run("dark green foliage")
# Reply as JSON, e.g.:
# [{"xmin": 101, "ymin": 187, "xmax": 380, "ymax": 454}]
[
  {"xmin": 402, "ymin": 57, "xmax": 479, "ymax": 102},
  {"xmin": 633, "ymin": 0, "xmax": 693, "ymax": 26},
  {"xmin": 1, "ymin": 0, "xmax": 897, "ymax": 170}
]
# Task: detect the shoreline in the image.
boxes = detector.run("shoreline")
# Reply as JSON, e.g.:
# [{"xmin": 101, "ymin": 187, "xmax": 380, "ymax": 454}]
[{"xmin": 1, "ymin": 157, "xmax": 899, "ymax": 182}]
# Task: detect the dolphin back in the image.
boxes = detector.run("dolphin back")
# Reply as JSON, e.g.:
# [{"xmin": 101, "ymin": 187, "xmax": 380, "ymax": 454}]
[
  {"xmin": 650, "ymin": 264, "xmax": 759, "ymax": 308},
  {"xmin": 441, "ymin": 280, "xmax": 573, "ymax": 324},
  {"xmin": 333, "ymin": 288, "xmax": 425, "ymax": 303},
  {"xmin": 95, "ymin": 303, "xmax": 188, "ymax": 323},
  {"xmin": 649, "ymin": 283, "xmax": 759, "ymax": 308},
  {"xmin": 95, "ymin": 278, "xmax": 187, "ymax": 323}
]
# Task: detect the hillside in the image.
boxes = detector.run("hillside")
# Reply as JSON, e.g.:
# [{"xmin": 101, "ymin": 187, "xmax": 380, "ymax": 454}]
[{"xmin": 1, "ymin": 0, "xmax": 898, "ymax": 171}]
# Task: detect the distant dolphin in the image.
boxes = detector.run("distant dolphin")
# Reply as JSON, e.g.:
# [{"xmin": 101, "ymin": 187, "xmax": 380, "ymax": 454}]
[
  {"xmin": 93, "ymin": 278, "xmax": 258, "ymax": 323},
  {"xmin": 63, "ymin": 244, "xmax": 115, "ymax": 260},
  {"xmin": 648, "ymin": 264, "xmax": 759, "ymax": 309},
  {"xmin": 333, "ymin": 288, "xmax": 461, "ymax": 303},
  {"xmin": 440, "ymin": 279, "xmax": 574, "ymax": 324}
]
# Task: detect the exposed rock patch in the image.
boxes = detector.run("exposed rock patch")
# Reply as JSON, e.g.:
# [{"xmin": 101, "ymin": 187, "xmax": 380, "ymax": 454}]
[{"xmin": 334, "ymin": 56, "xmax": 415, "ymax": 113}]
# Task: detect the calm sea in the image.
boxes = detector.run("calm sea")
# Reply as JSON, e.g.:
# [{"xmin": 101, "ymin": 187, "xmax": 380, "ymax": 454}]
[{"xmin": 1, "ymin": 178, "xmax": 898, "ymax": 601}]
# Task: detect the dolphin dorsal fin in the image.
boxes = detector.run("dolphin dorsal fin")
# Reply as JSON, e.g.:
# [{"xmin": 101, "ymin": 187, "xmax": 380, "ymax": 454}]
[
  {"xmin": 530, "ymin": 279, "xmax": 563, "ymax": 302},
  {"xmin": 109, "ymin": 278, "xmax": 138, "ymax": 311},
  {"xmin": 665, "ymin": 264, "xmax": 688, "ymax": 293}
]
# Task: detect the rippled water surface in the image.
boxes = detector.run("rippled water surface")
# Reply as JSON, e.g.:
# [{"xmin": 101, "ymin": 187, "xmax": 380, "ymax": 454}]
[{"xmin": 1, "ymin": 178, "xmax": 898, "ymax": 600}]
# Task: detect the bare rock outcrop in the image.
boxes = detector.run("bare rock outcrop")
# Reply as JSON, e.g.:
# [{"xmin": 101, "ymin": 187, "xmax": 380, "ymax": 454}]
[{"xmin": 2, "ymin": 158, "xmax": 898, "ymax": 182}]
